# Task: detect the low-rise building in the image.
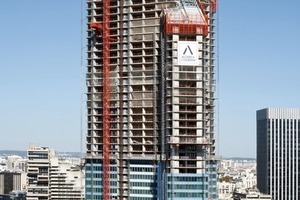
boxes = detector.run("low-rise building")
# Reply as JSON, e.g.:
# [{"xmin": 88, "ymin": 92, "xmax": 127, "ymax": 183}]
[
  {"xmin": 232, "ymin": 189, "xmax": 272, "ymax": 200},
  {"xmin": 6, "ymin": 156, "xmax": 27, "ymax": 173},
  {"xmin": 9, "ymin": 190, "xmax": 26, "ymax": 200},
  {"xmin": 26, "ymin": 145, "xmax": 84, "ymax": 199},
  {"xmin": 219, "ymin": 159, "xmax": 257, "ymax": 199},
  {"xmin": 27, "ymin": 145, "xmax": 52, "ymax": 199},
  {"xmin": 218, "ymin": 181, "xmax": 236, "ymax": 200}
]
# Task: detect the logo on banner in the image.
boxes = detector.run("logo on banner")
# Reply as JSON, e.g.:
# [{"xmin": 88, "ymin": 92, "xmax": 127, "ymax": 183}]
[
  {"xmin": 178, "ymin": 42, "xmax": 198, "ymax": 66},
  {"xmin": 183, "ymin": 45, "xmax": 194, "ymax": 56}
]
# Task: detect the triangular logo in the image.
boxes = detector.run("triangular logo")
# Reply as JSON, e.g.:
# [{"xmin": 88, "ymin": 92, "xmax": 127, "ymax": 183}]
[
  {"xmin": 183, "ymin": 45, "xmax": 193, "ymax": 55},
  {"xmin": 178, "ymin": 42, "xmax": 198, "ymax": 66}
]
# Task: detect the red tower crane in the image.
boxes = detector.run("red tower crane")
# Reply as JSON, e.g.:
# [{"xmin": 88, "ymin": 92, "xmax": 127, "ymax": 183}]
[
  {"xmin": 211, "ymin": 0, "xmax": 217, "ymax": 13},
  {"xmin": 89, "ymin": 0, "xmax": 110, "ymax": 199}
]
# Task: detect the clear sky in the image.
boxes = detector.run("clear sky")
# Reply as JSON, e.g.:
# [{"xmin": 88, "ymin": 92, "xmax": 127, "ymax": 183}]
[
  {"xmin": 0, "ymin": 1, "xmax": 300, "ymax": 158},
  {"xmin": 219, "ymin": 0, "xmax": 300, "ymax": 158},
  {"xmin": 0, "ymin": 1, "xmax": 82, "ymax": 152}
]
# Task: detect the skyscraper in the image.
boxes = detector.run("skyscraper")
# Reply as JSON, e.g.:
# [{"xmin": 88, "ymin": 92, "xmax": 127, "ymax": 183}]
[
  {"xmin": 257, "ymin": 108, "xmax": 300, "ymax": 200},
  {"xmin": 85, "ymin": 0, "xmax": 217, "ymax": 199}
]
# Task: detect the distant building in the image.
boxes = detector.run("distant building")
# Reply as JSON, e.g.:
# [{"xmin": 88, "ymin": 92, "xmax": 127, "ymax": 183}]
[
  {"xmin": 6, "ymin": 156, "xmax": 27, "ymax": 173},
  {"xmin": 257, "ymin": 108, "xmax": 300, "ymax": 200},
  {"xmin": 49, "ymin": 156, "xmax": 84, "ymax": 199},
  {"xmin": 9, "ymin": 190, "xmax": 26, "ymax": 200},
  {"xmin": 26, "ymin": 145, "xmax": 84, "ymax": 199},
  {"xmin": 0, "ymin": 172, "xmax": 22, "ymax": 195},
  {"xmin": 218, "ymin": 181, "xmax": 236, "ymax": 200},
  {"xmin": 0, "ymin": 158, "xmax": 7, "ymax": 172},
  {"xmin": 232, "ymin": 192, "xmax": 271, "ymax": 200},
  {"xmin": 0, "ymin": 194, "xmax": 11, "ymax": 200},
  {"xmin": 232, "ymin": 189, "xmax": 272, "ymax": 200},
  {"xmin": 219, "ymin": 159, "xmax": 257, "ymax": 198},
  {"xmin": 27, "ymin": 145, "xmax": 52, "ymax": 199}
]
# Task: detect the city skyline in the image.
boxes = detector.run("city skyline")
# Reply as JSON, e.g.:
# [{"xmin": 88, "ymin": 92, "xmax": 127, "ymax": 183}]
[{"xmin": 0, "ymin": 0, "xmax": 300, "ymax": 158}]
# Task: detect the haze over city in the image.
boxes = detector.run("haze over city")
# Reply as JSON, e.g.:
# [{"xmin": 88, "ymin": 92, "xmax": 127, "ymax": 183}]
[{"xmin": 0, "ymin": 0, "xmax": 300, "ymax": 159}]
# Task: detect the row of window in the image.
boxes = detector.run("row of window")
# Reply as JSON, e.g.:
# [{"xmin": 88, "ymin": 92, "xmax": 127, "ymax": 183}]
[
  {"xmin": 86, "ymin": 180, "xmax": 118, "ymax": 186},
  {"xmin": 85, "ymin": 173, "xmax": 117, "ymax": 179},
  {"xmin": 167, "ymin": 176, "xmax": 207, "ymax": 182},
  {"xmin": 167, "ymin": 192, "xmax": 206, "ymax": 198},
  {"xmin": 86, "ymin": 188, "xmax": 118, "ymax": 193},
  {"xmin": 130, "ymin": 182, "xmax": 156, "ymax": 187},
  {"xmin": 130, "ymin": 189, "xmax": 156, "ymax": 195},
  {"xmin": 130, "ymin": 174, "xmax": 156, "ymax": 180},
  {"xmin": 130, "ymin": 197, "xmax": 156, "ymax": 200},
  {"xmin": 167, "ymin": 184, "xmax": 207, "ymax": 190},
  {"xmin": 86, "ymin": 165, "xmax": 117, "ymax": 171},
  {"xmin": 130, "ymin": 167, "xmax": 156, "ymax": 172}
]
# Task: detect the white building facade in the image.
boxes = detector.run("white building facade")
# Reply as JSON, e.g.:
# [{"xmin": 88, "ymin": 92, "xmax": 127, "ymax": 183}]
[{"xmin": 26, "ymin": 145, "xmax": 84, "ymax": 200}]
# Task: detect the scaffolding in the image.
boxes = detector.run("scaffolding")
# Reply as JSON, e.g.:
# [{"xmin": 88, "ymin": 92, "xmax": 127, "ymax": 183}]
[
  {"xmin": 164, "ymin": 0, "xmax": 208, "ymax": 36},
  {"xmin": 164, "ymin": 13, "xmax": 208, "ymax": 35}
]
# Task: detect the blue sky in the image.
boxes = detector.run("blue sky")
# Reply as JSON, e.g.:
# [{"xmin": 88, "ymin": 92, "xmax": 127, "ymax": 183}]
[
  {"xmin": 0, "ymin": 1, "xmax": 299, "ymax": 157},
  {"xmin": 219, "ymin": 0, "xmax": 300, "ymax": 157},
  {"xmin": 0, "ymin": 1, "xmax": 82, "ymax": 152}
]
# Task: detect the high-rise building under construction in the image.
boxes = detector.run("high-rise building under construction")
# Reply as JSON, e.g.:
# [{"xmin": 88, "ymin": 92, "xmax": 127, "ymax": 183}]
[{"xmin": 85, "ymin": 0, "xmax": 217, "ymax": 199}]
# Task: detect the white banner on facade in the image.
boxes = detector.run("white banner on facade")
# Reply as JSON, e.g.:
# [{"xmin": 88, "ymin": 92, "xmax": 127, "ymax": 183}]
[{"xmin": 177, "ymin": 41, "xmax": 198, "ymax": 66}]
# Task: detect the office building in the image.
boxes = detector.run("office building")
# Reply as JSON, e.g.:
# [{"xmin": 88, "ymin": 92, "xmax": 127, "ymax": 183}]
[
  {"xmin": 27, "ymin": 145, "xmax": 52, "ymax": 199},
  {"xmin": 86, "ymin": 0, "xmax": 217, "ymax": 199},
  {"xmin": 0, "ymin": 172, "xmax": 22, "ymax": 195},
  {"xmin": 49, "ymin": 157, "xmax": 84, "ymax": 199},
  {"xmin": 26, "ymin": 145, "xmax": 84, "ymax": 200},
  {"xmin": 257, "ymin": 108, "xmax": 300, "ymax": 200}
]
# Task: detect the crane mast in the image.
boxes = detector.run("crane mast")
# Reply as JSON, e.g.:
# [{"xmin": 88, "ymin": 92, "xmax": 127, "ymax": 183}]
[
  {"xmin": 90, "ymin": 0, "xmax": 111, "ymax": 199},
  {"xmin": 102, "ymin": 1, "xmax": 110, "ymax": 199}
]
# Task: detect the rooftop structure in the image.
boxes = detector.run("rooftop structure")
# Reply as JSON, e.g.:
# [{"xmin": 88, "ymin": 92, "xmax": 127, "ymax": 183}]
[{"xmin": 85, "ymin": 0, "xmax": 217, "ymax": 199}]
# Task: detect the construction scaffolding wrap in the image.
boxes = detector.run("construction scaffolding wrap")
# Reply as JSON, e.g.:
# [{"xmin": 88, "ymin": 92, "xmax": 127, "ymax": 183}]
[
  {"xmin": 164, "ymin": 13, "xmax": 208, "ymax": 35},
  {"xmin": 164, "ymin": 0, "xmax": 208, "ymax": 36}
]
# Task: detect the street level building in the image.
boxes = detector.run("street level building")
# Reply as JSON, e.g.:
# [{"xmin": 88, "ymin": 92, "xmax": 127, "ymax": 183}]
[
  {"xmin": 85, "ymin": 0, "xmax": 217, "ymax": 199},
  {"xmin": 257, "ymin": 108, "xmax": 300, "ymax": 200}
]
